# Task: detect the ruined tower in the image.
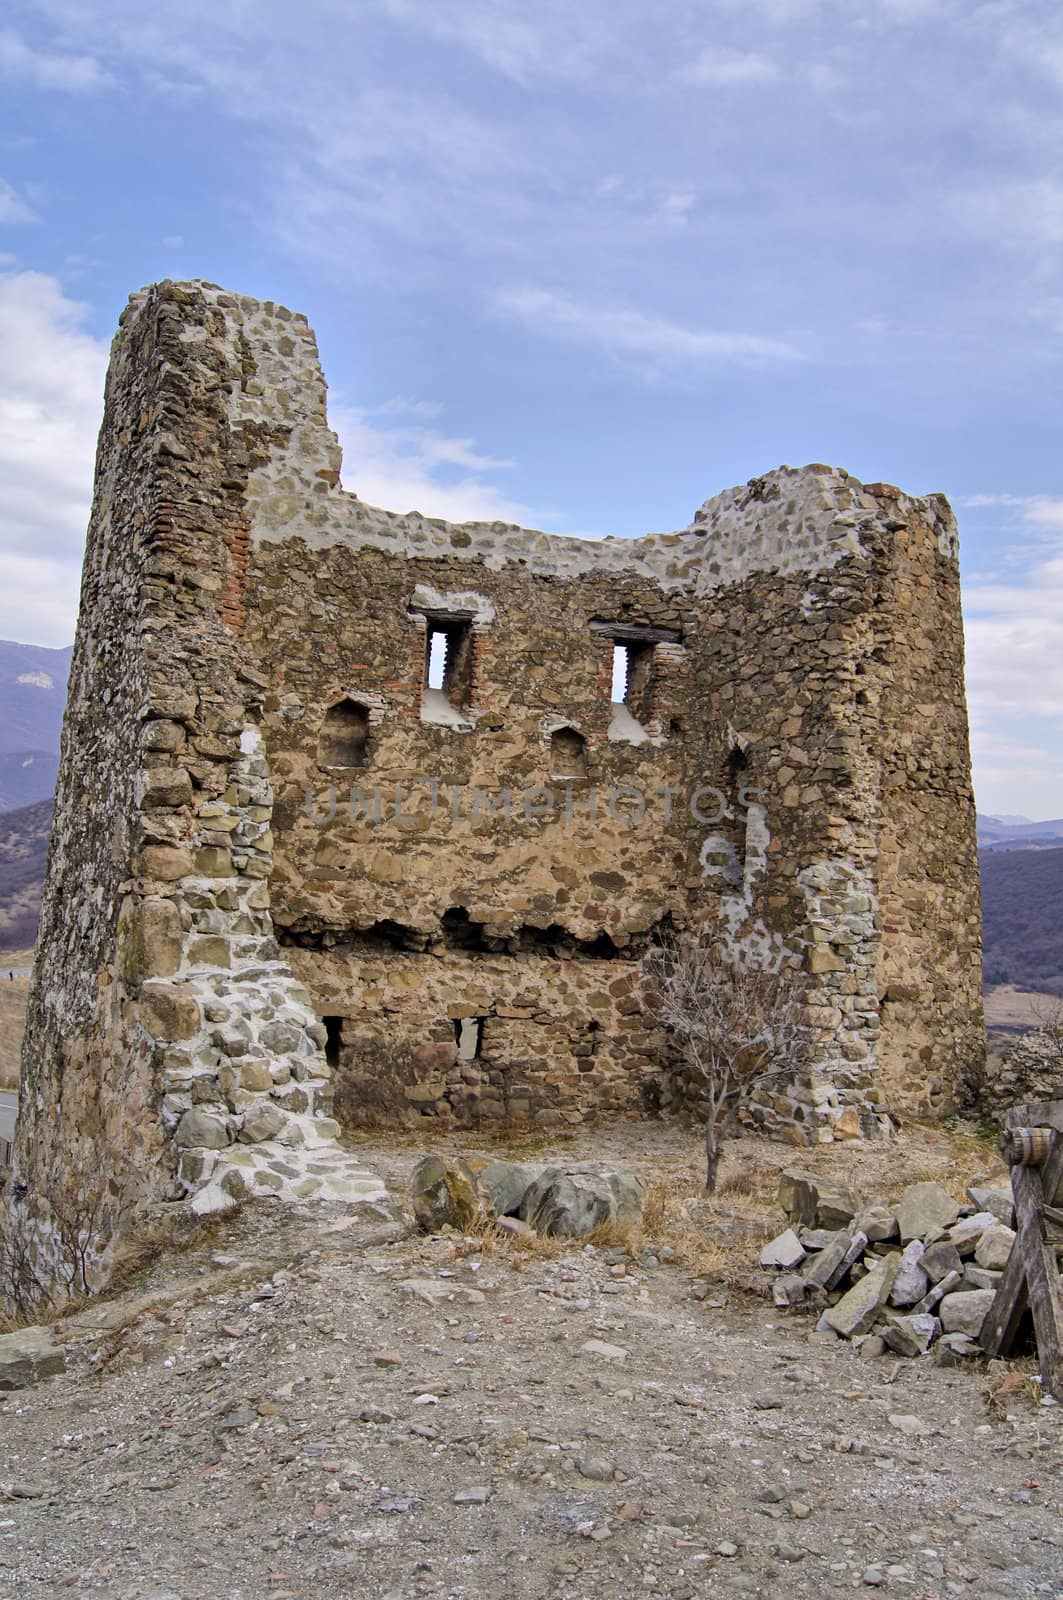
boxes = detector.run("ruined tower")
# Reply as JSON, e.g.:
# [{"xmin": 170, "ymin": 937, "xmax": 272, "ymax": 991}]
[{"xmin": 7, "ymin": 280, "xmax": 983, "ymax": 1283}]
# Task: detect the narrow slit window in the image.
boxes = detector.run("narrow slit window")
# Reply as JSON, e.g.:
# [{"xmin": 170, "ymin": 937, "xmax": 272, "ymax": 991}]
[
  {"xmin": 323, "ymin": 1015, "xmax": 342, "ymax": 1069},
  {"xmin": 611, "ymin": 644, "xmax": 629, "ymax": 703},
  {"xmin": 423, "ymin": 619, "xmax": 473, "ymax": 709},
  {"xmin": 454, "ymin": 1017, "xmax": 484, "ymax": 1061},
  {"xmin": 427, "ymin": 629, "xmax": 449, "ymax": 690}
]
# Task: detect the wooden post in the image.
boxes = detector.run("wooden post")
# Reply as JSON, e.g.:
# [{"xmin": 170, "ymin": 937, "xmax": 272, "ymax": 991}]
[{"xmin": 981, "ymin": 1101, "xmax": 1063, "ymax": 1401}]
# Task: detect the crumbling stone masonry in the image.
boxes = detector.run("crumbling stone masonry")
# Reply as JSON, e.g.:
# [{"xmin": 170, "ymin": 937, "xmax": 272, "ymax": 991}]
[{"xmin": 6, "ymin": 280, "xmax": 982, "ymax": 1286}]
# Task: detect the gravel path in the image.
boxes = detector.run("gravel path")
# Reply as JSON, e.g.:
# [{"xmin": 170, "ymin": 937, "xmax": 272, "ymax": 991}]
[{"xmin": 1, "ymin": 1127, "xmax": 1061, "ymax": 1599}]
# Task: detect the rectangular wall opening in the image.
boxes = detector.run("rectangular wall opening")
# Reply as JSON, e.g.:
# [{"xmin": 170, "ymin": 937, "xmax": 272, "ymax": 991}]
[
  {"xmin": 454, "ymin": 1016, "xmax": 484, "ymax": 1061},
  {"xmin": 323, "ymin": 1014, "xmax": 343, "ymax": 1069},
  {"xmin": 423, "ymin": 618, "xmax": 474, "ymax": 711}
]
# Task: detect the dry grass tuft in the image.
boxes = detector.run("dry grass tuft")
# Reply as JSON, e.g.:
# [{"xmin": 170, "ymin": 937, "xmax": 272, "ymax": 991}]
[{"xmin": 983, "ymin": 1363, "xmax": 1043, "ymax": 1417}]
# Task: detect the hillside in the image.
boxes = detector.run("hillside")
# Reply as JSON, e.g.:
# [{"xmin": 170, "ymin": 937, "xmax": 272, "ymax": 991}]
[
  {"xmin": 0, "ymin": 748, "xmax": 59, "ymax": 812},
  {"xmin": 978, "ymin": 812, "xmax": 1063, "ymax": 850},
  {"xmin": 981, "ymin": 843, "xmax": 1063, "ymax": 997},
  {"xmin": 0, "ymin": 798, "xmax": 52, "ymax": 951},
  {"xmin": 0, "ymin": 639, "xmax": 71, "ymax": 756}
]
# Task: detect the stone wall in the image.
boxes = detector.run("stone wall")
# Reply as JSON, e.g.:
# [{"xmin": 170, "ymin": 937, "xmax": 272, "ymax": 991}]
[
  {"xmin": 6, "ymin": 279, "xmax": 983, "ymax": 1296},
  {"xmin": 982, "ymin": 1024, "xmax": 1063, "ymax": 1111}
]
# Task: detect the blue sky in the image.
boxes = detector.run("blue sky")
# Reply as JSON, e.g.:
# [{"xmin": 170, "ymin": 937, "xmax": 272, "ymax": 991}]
[{"xmin": 1, "ymin": 0, "xmax": 1062, "ymax": 816}]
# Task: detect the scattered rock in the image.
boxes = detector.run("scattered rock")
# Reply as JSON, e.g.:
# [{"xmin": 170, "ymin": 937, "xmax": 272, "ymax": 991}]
[
  {"xmin": 974, "ymin": 1223, "xmax": 1015, "ymax": 1272},
  {"xmin": 773, "ymin": 1274, "xmax": 807, "ymax": 1308},
  {"xmin": 967, "ymin": 1185, "xmax": 1014, "ymax": 1226},
  {"xmin": 453, "ymin": 1486, "xmax": 492, "ymax": 1505},
  {"xmin": 579, "ymin": 1339, "xmax": 628, "ymax": 1362},
  {"xmin": 889, "ymin": 1240, "xmax": 929, "ymax": 1307},
  {"xmin": 949, "ymin": 1212, "xmax": 1000, "ymax": 1256},
  {"xmin": 780, "ymin": 1170, "xmax": 860, "ymax": 1231},
  {"xmin": 895, "ymin": 1182, "xmax": 959, "ymax": 1243},
  {"xmin": 914, "ymin": 1268, "xmax": 964, "ymax": 1315},
  {"xmin": 888, "ymin": 1412, "xmax": 931, "ymax": 1436},
  {"xmin": 804, "ymin": 1228, "xmax": 867, "ymax": 1291},
  {"xmin": 0, "ymin": 1326, "xmax": 66, "ymax": 1391},
  {"xmin": 882, "ymin": 1314, "xmax": 939, "ymax": 1357},
  {"xmin": 855, "ymin": 1204, "xmax": 898, "ymax": 1243},
  {"xmin": 922, "ymin": 1240, "xmax": 963, "ymax": 1283},
  {"xmin": 824, "ymin": 1253, "xmax": 900, "ymax": 1338},
  {"xmin": 475, "ymin": 1159, "xmax": 536, "ymax": 1217},
  {"xmin": 760, "ymin": 1228, "xmax": 806, "ymax": 1270},
  {"xmin": 939, "ymin": 1288, "xmax": 996, "ymax": 1338}
]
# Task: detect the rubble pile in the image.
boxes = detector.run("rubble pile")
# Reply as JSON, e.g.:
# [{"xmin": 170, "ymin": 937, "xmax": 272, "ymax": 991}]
[{"xmin": 760, "ymin": 1168, "xmax": 1016, "ymax": 1361}]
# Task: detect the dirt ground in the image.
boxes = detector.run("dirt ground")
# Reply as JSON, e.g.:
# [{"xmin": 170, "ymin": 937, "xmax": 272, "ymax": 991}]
[{"xmin": 1, "ymin": 1122, "xmax": 1061, "ymax": 1600}]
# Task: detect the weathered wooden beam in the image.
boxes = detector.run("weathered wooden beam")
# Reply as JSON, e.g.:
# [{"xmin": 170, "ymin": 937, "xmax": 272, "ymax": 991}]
[
  {"xmin": 982, "ymin": 1105, "xmax": 1063, "ymax": 1399},
  {"xmin": 588, "ymin": 620, "xmax": 683, "ymax": 645}
]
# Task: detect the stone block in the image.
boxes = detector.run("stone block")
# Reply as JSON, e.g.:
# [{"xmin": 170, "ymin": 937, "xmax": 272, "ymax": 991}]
[
  {"xmin": 238, "ymin": 1104, "xmax": 287, "ymax": 1143},
  {"xmin": 939, "ymin": 1288, "xmax": 995, "ymax": 1339},
  {"xmin": 139, "ymin": 982, "xmax": 201, "ymax": 1041},
  {"xmin": 141, "ymin": 767, "xmax": 193, "ymax": 809},
  {"xmin": 889, "ymin": 1241, "xmax": 929, "ymax": 1307},
  {"xmin": 760, "ymin": 1228, "xmax": 806, "ymax": 1271},
  {"xmin": 895, "ymin": 1182, "xmax": 959, "ymax": 1243},
  {"xmin": 966, "ymin": 1186, "xmax": 1014, "ymax": 1226},
  {"xmin": 973, "ymin": 1223, "xmax": 1015, "ymax": 1272},
  {"xmin": 194, "ymin": 846, "xmax": 233, "ymax": 878},
  {"xmin": 824, "ymin": 1252, "xmax": 900, "ymax": 1338},
  {"xmin": 175, "ymin": 1108, "xmax": 233, "ymax": 1149},
  {"xmin": 922, "ymin": 1239, "xmax": 963, "ymax": 1283},
  {"xmin": 139, "ymin": 845, "xmax": 193, "ymax": 882},
  {"xmin": 134, "ymin": 896, "xmax": 183, "ymax": 979},
  {"xmin": 476, "ymin": 1160, "xmax": 537, "ymax": 1218}
]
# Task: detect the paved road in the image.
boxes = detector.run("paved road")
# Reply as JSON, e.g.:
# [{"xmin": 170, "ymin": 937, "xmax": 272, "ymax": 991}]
[{"xmin": 0, "ymin": 1090, "xmax": 17, "ymax": 1146}]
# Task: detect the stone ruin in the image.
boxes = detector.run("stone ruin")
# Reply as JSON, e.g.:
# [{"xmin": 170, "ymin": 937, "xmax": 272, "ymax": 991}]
[{"xmin": 4, "ymin": 279, "xmax": 983, "ymax": 1291}]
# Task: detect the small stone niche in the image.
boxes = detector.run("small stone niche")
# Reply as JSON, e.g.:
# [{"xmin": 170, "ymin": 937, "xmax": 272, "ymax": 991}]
[
  {"xmin": 318, "ymin": 698, "xmax": 369, "ymax": 768},
  {"xmin": 550, "ymin": 725, "xmax": 588, "ymax": 778}
]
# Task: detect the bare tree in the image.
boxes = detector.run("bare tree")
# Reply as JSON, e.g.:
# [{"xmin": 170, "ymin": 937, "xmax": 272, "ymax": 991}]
[{"xmin": 642, "ymin": 930, "xmax": 815, "ymax": 1194}]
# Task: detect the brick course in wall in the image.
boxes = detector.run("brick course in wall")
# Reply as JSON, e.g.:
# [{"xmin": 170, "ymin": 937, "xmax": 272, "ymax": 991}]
[{"xmin": 4, "ymin": 280, "xmax": 983, "ymax": 1295}]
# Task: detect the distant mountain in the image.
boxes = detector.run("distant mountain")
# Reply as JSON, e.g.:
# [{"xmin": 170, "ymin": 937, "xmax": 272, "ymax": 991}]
[
  {"xmin": 977, "ymin": 813, "xmax": 1063, "ymax": 850},
  {"xmin": 981, "ymin": 844, "xmax": 1063, "ymax": 998},
  {"xmin": 0, "ymin": 640, "xmax": 72, "ymax": 757},
  {"xmin": 0, "ymin": 798, "xmax": 52, "ymax": 951}
]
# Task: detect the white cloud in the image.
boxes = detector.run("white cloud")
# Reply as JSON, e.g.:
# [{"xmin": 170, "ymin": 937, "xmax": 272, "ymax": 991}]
[
  {"xmin": 0, "ymin": 28, "xmax": 110, "ymax": 92},
  {"xmin": 0, "ymin": 178, "xmax": 37, "ymax": 225},
  {"xmin": 679, "ymin": 48, "xmax": 781, "ymax": 86},
  {"xmin": 332, "ymin": 404, "xmax": 536, "ymax": 526},
  {"xmin": 492, "ymin": 285, "xmax": 806, "ymax": 369},
  {"xmin": 0, "ymin": 271, "xmax": 109, "ymax": 646}
]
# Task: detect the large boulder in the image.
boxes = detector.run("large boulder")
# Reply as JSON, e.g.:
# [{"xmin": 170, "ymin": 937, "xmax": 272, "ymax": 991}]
[
  {"xmin": 520, "ymin": 1166, "xmax": 645, "ymax": 1238},
  {"xmin": 410, "ymin": 1154, "xmax": 481, "ymax": 1232},
  {"xmin": 475, "ymin": 1160, "xmax": 536, "ymax": 1218}
]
